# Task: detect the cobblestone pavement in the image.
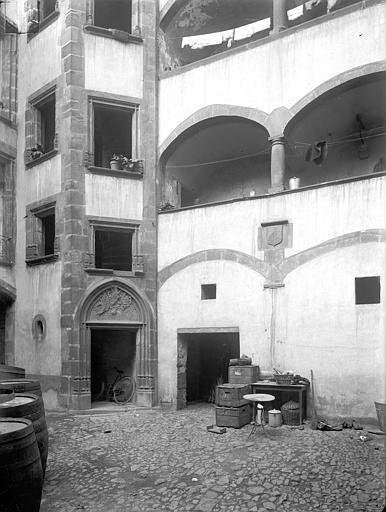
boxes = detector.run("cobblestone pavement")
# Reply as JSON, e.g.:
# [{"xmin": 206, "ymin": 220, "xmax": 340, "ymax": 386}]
[{"xmin": 41, "ymin": 403, "xmax": 385, "ymax": 512}]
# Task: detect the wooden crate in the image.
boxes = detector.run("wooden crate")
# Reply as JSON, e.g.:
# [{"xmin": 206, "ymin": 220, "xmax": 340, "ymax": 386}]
[
  {"xmin": 228, "ymin": 365, "xmax": 259, "ymax": 384},
  {"xmin": 215, "ymin": 384, "xmax": 251, "ymax": 407},
  {"xmin": 215, "ymin": 405, "xmax": 251, "ymax": 428}
]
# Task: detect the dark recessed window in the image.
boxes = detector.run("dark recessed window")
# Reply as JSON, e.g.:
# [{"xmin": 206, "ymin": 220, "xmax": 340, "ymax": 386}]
[
  {"xmin": 41, "ymin": 211, "xmax": 56, "ymax": 256},
  {"xmin": 201, "ymin": 284, "xmax": 216, "ymax": 300},
  {"xmin": 355, "ymin": 276, "xmax": 380, "ymax": 304},
  {"xmin": 94, "ymin": 0, "xmax": 132, "ymax": 32},
  {"xmin": 26, "ymin": 204, "xmax": 58, "ymax": 263},
  {"xmin": 93, "ymin": 103, "xmax": 133, "ymax": 168},
  {"xmin": 95, "ymin": 229, "xmax": 133, "ymax": 271},
  {"xmin": 40, "ymin": 0, "xmax": 56, "ymax": 20}
]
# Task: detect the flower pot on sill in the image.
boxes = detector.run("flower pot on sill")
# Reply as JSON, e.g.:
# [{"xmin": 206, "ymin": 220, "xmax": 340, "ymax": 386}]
[
  {"xmin": 110, "ymin": 160, "xmax": 121, "ymax": 171},
  {"xmin": 122, "ymin": 164, "xmax": 134, "ymax": 172}
]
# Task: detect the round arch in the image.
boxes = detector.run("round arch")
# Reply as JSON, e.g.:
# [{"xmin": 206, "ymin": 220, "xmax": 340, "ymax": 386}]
[
  {"xmin": 159, "ymin": 104, "xmax": 269, "ymax": 161},
  {"xmin": 0, "ymin": 279, "xmax": 16, "ymax": 305},
  {"xmin": 74, "ymin": 278, "xmax": 156, "ymax": 409},
  {"xmin": 288, "ymin": 61, "xmax": 386, "ymax": 125},
  {"xmin": 77, "ymin": 278, "xmax": 155, "ymax": 327},
  {"xmin": 160, "ymin": 0, "xmax": 186, "ymax": 31}
]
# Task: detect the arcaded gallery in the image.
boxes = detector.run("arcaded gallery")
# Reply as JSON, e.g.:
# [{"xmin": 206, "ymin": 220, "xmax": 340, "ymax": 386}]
[{"xmin": 0, "ymin": 1, "xmax": 385, "ymax": 508}]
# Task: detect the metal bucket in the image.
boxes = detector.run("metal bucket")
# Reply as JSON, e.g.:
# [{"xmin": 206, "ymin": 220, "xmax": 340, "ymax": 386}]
[
  {"xmin": 289, "ymin": 177, "xmax": 300, "ymax": 190},
  {"xmin": 268, "ymin": 409, "xmax": 282, "ymax": 427}
]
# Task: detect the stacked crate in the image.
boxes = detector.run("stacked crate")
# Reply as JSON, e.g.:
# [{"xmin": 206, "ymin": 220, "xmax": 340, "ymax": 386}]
[
  {"xmin": 228, "ymin": 365, "xmax": 259, "ymax": 385},
  {"xmin": 215, "ymin": 384, "xmax": 252, "ymax": 428}
]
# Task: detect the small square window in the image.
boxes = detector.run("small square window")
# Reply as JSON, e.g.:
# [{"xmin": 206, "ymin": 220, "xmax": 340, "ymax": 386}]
[
  {"xmin": 201, "ymin": 284, "xmax": 216, "ymax": 300},
  {"xmin": 355, "ymin": 276, "xmax": 380, "ymax": 304}
]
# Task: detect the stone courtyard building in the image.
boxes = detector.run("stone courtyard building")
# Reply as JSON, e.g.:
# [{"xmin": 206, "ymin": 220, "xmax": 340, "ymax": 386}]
[{"xmin": 0, "ymin": 0, "xmax": 385, "ymax": 421}]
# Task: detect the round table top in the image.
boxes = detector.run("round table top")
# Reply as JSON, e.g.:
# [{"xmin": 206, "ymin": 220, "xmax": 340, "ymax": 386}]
[{"xmin": 243, "ymin": 393, "xmax": 275, "ymax": 402}]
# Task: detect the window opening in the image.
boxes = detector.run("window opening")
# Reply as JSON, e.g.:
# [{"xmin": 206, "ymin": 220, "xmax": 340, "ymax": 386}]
[
  {"xmin": 355, "ymin": 276, "xmax": 380, "ymax": 305},
  {"xmin": 94, "ymin": 0, "xmax": 132, "ymax": 32},
  {"xmin": 37, "ymin": 93, "xmax": 56, "ymax": 154},
  {"xmin": 93, "ymin": 103, "xmax": 133, "ymax": 168},
  {"xmin": 201, "ymin": 284, "xmax": 216, "ymax": 300},
  {"xmin": 95, "ymin": 229, "xmax": 133, "ymax": 271},
  {"xmin": 40, "ymin": 211, "xmax": 55, "ymax": 256},
  {"xmin": 32, "ymin": 315, "xmax": 46, "ymax": 342},
  {"xmin": 26, "ymin": 89, "xmax": 56, "ymax": 161},
  {"xmin": 26, "ymin": 204, "xmax": 58, "ymax": 263},
  {"xmin": 40, "ymin": 0, "xmax": 57, "ymax": 20}
]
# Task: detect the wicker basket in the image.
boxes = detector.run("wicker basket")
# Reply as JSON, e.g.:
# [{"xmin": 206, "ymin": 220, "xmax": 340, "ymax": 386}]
[
  {"xmin": 273, "ymin": 373, "xmax": 294, "ymax": 385},
  {"xmin": 281, "ymin": 400, "xmax": 300, "ymax": 425}
]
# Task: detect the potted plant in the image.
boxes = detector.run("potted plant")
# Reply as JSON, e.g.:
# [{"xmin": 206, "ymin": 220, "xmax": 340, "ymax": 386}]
[
  {"xmin": 26, "ymin": 145, "xmax": 44, "ymax": 162},
  {"xmin": 110, "ymin": 154, "xmax": 144, "ymax": 174},
  {"xmin": 110, "ymin": 154, "xmax": 123, "ymax": 171}
]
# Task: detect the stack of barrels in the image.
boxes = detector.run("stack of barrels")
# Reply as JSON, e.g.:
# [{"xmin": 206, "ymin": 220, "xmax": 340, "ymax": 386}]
[{"xmin": 0, "ymin": 364, "xmax": 47, "ymax": 512}]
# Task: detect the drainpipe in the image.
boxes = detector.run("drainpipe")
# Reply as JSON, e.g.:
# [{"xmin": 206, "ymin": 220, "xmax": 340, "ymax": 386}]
[
  {"xmin": 269, "ymin": 134, "xmax": 286, "ymax": 193},
  {"xmin": 270, "ymin": 0, "xmax": 288, "ymax": 34}
]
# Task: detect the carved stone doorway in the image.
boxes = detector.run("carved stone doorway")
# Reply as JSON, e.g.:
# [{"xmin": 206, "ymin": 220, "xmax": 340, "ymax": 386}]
[
  {"xmin": 73, "ymin": 279, "xmax": 156, "ymax": 410},
  {"xmin": 90, "ymin": 327, "xmax": 137, "ymax": 405}
]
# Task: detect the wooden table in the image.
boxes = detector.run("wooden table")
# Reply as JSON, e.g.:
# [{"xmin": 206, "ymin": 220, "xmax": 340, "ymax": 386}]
[{"xmin": 251, "ymin": 382, "xmax": 309, "ymax": 425}]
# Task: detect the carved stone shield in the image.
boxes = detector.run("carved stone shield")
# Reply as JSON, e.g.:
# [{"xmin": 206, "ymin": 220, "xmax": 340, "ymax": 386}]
[{"xmin": 265, "ymin": 224, "xmax": 283, "ymax": 247}]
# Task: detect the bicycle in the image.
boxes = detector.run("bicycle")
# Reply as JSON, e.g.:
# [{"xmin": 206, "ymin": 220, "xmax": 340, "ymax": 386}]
[{"xmin": 92, "ymin": 367, "xmax": 136, "ymax": 405}]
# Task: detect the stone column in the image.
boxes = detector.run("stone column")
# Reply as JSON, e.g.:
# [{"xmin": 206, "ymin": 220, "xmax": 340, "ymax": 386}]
[
  {"xmin": 269, "ymin": 135, "xmax": 286, "ymax": 193},
  {"xmin": 270, "ymin": 0, "xmax": 288, "ymax": 34}
]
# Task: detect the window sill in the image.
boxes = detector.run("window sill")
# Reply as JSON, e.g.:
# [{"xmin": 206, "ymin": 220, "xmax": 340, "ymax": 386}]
[
  {"xmin": 27, "ymin": 10, "xmax": 60, "ymax": 41},
  {"xmin": 83, "ymin": 25, "xmax": 143, "ymax": 44},
  {"xmin": 84, "ymin": 267, "xmax": 143, "ymax": 277},
  {"xmin": 26, "ymin": 253, "xmax": 59, "ymax": 266},
  {"xmin": 87, "ymin": 166, "xmax": 144, "ymax": 180},
  {"xmin": 25, "ymin": 149, "xmax": 59, "ymax": 169}
]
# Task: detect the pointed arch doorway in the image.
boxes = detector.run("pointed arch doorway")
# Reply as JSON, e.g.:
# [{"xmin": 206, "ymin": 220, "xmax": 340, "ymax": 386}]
[{"xmin": 75, "ymin": 279, "xmax": 156, "ymax": 410}]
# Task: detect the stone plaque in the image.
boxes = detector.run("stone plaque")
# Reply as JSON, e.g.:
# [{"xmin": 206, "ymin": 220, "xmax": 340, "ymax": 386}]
[{"xmin": 89, "ymin": 286, "xmax": 141, "ymax": 322}]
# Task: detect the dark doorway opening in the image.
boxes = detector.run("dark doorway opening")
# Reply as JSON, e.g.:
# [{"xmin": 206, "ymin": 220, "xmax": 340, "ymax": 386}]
[
  {"xmin": 91, "ymin": 328, "xmax": 136, "ymax": 404},
  {"xmin": 177, "ymin": 331, "xmax": 240, "ymax": 408}
]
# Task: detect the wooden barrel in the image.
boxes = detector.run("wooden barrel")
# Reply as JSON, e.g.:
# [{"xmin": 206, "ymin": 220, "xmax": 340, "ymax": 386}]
[
  {"xmin": 0, "ymin": 364, "xmax": 25, "ymax": 380},
  {"xmin": 0, "ymin": 388, "xmax": 15, "ymax": 404},
  {"xmin": 0, "ymin": 379, "xmax": 42, "ymax": 397},
  {"xmin": 0, "ymin": 394, "xmax": 48, "ymax": 474},
  {"xmin": 0, "ymin": 418, "xmax": 43, "ymax": 512}
]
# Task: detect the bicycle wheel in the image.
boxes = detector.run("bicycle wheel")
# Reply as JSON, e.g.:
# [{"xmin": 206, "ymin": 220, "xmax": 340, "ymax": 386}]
[{"xmin": 113, "ymin": 376, "xmax": 136, "ymax": 405}]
